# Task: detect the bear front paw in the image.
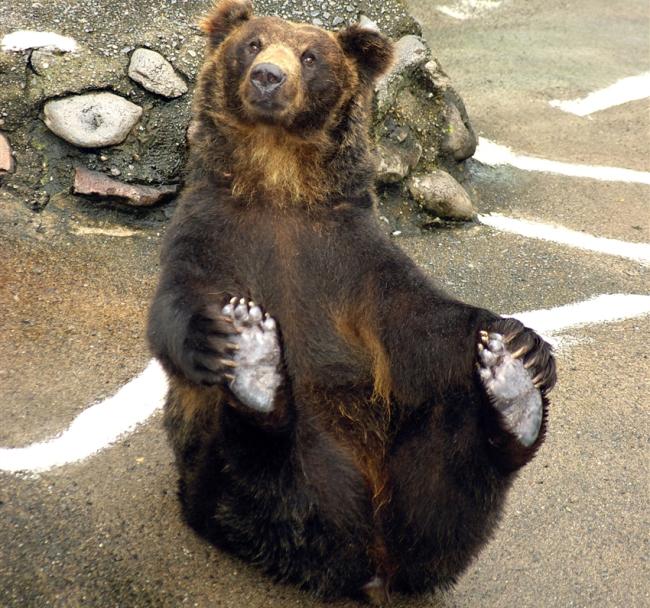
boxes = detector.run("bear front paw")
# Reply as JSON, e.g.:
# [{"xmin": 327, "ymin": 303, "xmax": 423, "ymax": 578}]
[
  {"xmin": 477, "ymin": 321, "xmax": 555, "ymax": 448},
  {"xmin": 220, "ymin": 297, "xmax": 282, "ymax": 413}
]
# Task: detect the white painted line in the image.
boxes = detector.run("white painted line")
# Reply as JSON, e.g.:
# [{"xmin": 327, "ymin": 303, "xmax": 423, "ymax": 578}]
[
  {"xmin": 474, "ymin": 137, "xmax": 650, "ymax": 185},
  {"xmin": 1, "ymin": 30, "xmax": 78, "ymax": 53},
  {"xmin": 549, "ymin": 72, "xmax": 650, "ymax": 116},
  {"xmin": 72, "ymin": 225, "xmax": 141, "ymax": 238},
  {"xmin": 2, "ymin": 294, "xmax": 650, "ymax": 474},
  {"xmin": 437, "ymin": 0, "xmax": 503, "ymax": 20},
  {"xmin": 0, "ymin": 360, "xmax": 167, "ymax": 474},
  {"xmin": 511, "ymin": 293, "xmax": 650, "ymax": 337},
  {"xmin": 479, "ymin": 213, "xmax": 650, "ymax": 265}
]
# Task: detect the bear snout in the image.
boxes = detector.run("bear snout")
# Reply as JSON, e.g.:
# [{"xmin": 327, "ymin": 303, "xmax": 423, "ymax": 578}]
[{"xmin": 250, "ymin": 63, "xmax": 287, "ymax": 95}]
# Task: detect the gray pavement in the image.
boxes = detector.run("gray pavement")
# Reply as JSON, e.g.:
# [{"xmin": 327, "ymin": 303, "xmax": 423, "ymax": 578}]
[{"xmin": 1, "ymin": 1, "xmax": 649, "ymax": 606}]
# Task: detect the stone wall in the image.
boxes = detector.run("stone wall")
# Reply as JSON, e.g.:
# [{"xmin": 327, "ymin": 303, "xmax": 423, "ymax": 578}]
[{"xmin": 0, "ymin": 0, "xmax": 478, "ymax": 231}]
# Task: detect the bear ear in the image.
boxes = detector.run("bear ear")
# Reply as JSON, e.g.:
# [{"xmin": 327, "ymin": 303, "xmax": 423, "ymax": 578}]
[
  {"xmin": 199, "ymin": 0, "xmax": 254, "ymax": 47},
  {"xmin": 337, "ymin": 24, "xmax": 394, "ymax": 84}
]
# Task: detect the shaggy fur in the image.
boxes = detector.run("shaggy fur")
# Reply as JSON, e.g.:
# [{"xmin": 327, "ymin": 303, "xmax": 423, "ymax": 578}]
[{"xmin": 148, "ymin": 1, "xmax": 556, "ymax": 602}]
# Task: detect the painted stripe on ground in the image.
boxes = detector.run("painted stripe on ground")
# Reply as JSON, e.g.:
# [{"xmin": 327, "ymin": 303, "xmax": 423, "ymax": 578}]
[
  {"xmin": 479, "ymin": 213, "xmax": 650, "ymax": 265},
  {"xmin": 1, "ymin": 30, "xmax": 77, "ymax": 53},
  {"xmin": 72, "ymin": 226, "xmax": 142, "ymax": 238},
  {"xmin": 474, "ymin": 137, "xmax": 650, "ymax": 185},
  {"xmin": 549, "ymin": 72, "xmax": 650, "ymax": 117},
  {"xmin": 511, "ymin": 294, "xmax": 650, "ymax": 335},
  {"xmin": 437, "ymin": 0, "xmax": 503, "ymax": 20},
  {"xmin": 0, "ymin": 360, "xmax": 167, "ymax": 474}
]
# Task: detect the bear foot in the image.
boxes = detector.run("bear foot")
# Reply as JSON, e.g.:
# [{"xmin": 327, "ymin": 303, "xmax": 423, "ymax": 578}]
[
  {"xmin": 220, "ymin": 297, "xmax": 282, "ymax": 413},
  {"xmin": 477, "ymin": 331, "xmax": 543, "ymax": 447}
]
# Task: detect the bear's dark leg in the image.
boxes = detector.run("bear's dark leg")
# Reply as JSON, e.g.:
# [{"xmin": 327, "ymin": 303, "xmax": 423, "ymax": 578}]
[
  {"xmin": 175, "ymin": 401, "xmax": 376, "ymax": 599},
  {"xmin": 378, "ymin": 317, "xmax": 554, "ymax": 593},
  {"xmin": 166, "ymin": 298, "xmax": 375, "ymax": 598},
  {"xmin": 383, "ymin": 391, "xmax": 509, "ymax": 594}
]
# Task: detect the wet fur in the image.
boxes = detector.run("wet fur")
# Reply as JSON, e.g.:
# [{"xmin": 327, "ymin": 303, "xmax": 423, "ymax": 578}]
[{"xmin": 148, "ymin": 0, "xmax": 556, "ymax": 601}]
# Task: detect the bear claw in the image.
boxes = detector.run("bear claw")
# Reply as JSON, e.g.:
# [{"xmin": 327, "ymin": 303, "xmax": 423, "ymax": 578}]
[{"xmin": 478, "ymin": 331, "xmax": 543, "ymax": 447}]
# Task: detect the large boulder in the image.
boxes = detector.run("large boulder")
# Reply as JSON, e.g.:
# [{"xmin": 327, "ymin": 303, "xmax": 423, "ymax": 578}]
[{"xmin": 0, "ymin": 0, "xmax": 477, "ymax": 228}]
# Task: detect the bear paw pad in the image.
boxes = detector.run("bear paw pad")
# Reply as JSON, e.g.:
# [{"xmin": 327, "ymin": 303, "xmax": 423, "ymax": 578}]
[
  {"xmin": 221, "ymin": 297, "xmax": 281, "ymax": 413},
  {"xmin": 478, "ymin": 331, "xmax": 543, "ymax": 447}
]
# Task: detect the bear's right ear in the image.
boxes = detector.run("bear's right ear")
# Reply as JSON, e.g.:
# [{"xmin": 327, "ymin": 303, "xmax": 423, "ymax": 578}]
[
  {"xmin": 337, "ymin": 24, "xmax": 394, "ymax": 84},
  {"xmin": 199, "ymin": 0, "xmax": 254, "ymax": 47}
]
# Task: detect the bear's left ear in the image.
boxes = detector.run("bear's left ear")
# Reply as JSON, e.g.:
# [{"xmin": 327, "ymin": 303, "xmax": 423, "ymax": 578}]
[
  {"xmin": 337, "ymin": 25, "xmax": 394, "ymax": 84},
  {"xmin": 199, "ymin": 0, "xmax": 254, "ymax": 48}
]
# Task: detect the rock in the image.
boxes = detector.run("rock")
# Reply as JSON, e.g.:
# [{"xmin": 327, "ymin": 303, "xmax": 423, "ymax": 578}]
[
  {"xmin": 391, "ymin": 126, "xmax": 409, "ymax": 143},
  {"xmin": 29, "ymin": 49, "xmax": 54, "ymax": 75},
  {"xmin": 422, "ymin": 59, "xmax": 452, "ymax": 91},
  {"xmin": 44, "ymin": 93, "xmax": 143, "ymax": 148},
  {"xmin": 73, "ymin": 167, "xmax": 177, "ymax": 206},
  {"xmin": 441, "ymin": 99, "xmax": 477, "ymax": 161},
  {"xmin": 128, "ymin": 48, "xmax": 188, "ymax": 99},
  {"xmin": 27, "ymin": 50, "xmax": 128, "ymax": 104},
  {"xmin": 0, "ymin": 133, "xmax": 15, "ymax": 173},
  {"xmin": 392, "ymin": 35, "xmax": 430, "ymax": 74},
  {"xmin": 358, "ymin": 15, "xmax": 380, "ymax": 31},
  {"xmin": 377, "ymin": 143, "xmax": 410, "ymax": 184},
  {"xmin": 407, "ymin": 171, "xmax": 476, "ymax": 220},
  {"xmin": 421, "ymin": 60, "xmax": 477, "ymax": 161},
  {"xmin": 376, "ymin": 34, "xmax": 430, "ymax": 111},
  {"xmin": 376, "ymin": 140, "xmax": 422, "ymax": 184}
]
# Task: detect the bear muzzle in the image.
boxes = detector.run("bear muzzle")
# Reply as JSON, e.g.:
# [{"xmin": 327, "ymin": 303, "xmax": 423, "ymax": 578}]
[
  {"xmin": 250, "ymin": 63, "xmax": 286, "ymax": 95},
  {"xmin": 241, "ymin": 44, "xmax": 302, "ymax": 122}
]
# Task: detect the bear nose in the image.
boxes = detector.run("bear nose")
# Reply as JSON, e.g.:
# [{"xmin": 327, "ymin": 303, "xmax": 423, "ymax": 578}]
[{"xmin": 250, "ymin": 63, "xmax": 286, "ymax": 94}]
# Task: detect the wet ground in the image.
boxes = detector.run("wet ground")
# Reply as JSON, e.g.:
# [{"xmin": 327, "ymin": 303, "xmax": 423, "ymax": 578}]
[{"xmin": 1, "ymin": 0, "xmax": 649, "ymax": 606}]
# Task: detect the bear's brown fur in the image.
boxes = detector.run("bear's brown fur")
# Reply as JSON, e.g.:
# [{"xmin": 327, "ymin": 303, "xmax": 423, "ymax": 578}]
[{"xmin": 148, "ymin": 1, "xmax": 556, "ymax": 602}]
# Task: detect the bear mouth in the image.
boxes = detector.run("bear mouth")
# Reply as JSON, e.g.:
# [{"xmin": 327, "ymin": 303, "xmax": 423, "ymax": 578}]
[{"xmin": 244, "ymin": 96, "xmax": 291, "ymax": 124}]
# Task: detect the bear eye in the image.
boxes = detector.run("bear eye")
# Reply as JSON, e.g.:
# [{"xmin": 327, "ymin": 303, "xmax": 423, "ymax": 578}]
[
  {"xmin": 301, "ymin": 51, "xmax": 317, "ymax": 66},
  {"xmin": 248, "ymin": 39, "xmax": 261, "ymax": 54}
]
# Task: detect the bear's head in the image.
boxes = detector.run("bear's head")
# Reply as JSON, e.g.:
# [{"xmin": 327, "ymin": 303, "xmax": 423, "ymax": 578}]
[{"xmin": 192, "ymin": 0, "xmax": 394, "ymax": 204}]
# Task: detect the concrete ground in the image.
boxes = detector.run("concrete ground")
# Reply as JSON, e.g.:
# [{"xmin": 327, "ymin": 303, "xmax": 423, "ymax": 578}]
[{"xmin": 1, "ymin": 0, "xmax": 649, "ymax": 606}]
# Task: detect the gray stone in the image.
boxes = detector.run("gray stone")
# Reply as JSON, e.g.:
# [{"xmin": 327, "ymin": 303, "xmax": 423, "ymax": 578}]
[
  {"xmin": 393, "ymin": 35, "xmax": 430, "ymax": 73},
  {"xmin": 376, "ymin": 143, "xmax": 410, "ymax": 183},
  {"xmin": 43, "ymin": 93, "xmax": 143, "ymax": 148},
  {"xmin": 29, "ymin": 49, "xmax": 54, "ymax": 76},
  {"xmin": 391, "ymin": 126, "xmax": 409, "ymax": 143},
  {"xmin": 24, "ymin": 48, "xmax": 129, "ymax": 109},
  {"xmin": 407, "ymin": 171, "xmax": 476, "ymax": 220},
  {"xmin": 128, "ymin": 48, "xmax": 188, "ymax": 99},
  {"xmin": 442, "ymin": 100, "xmax": 477, "ymax": 161},
  {"xmin": 73, "ymin": 167, "xmax": 177, "ymax": 206},
  {"xmin": 422, "ymin": 59, "xmax": 452, "ymax": 91},
  {"xmin": 358, "ymin": 15, "xmax": 380, "ymax": 31},
  {"xmin": 376, "ymin": 34, "xmax": 430, "ymax": 111},
  {"xmin": 376, "ymin": 140, "xmax": 422, "ymax": 184},
  {"xmin": 0, "ymin": 132, "xmax": 15, "ymax": 173}
]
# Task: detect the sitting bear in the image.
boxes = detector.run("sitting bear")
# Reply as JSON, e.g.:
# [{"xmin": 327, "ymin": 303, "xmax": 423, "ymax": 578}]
[{"xmin": 147, "ymin": 0, "xmax": 556, "ymax": 603}]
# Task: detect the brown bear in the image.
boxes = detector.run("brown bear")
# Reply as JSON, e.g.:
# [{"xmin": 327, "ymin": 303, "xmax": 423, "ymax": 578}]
[{"xmin": 147, "ymin": 0, "xmax": 556, "ymax": 603}]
